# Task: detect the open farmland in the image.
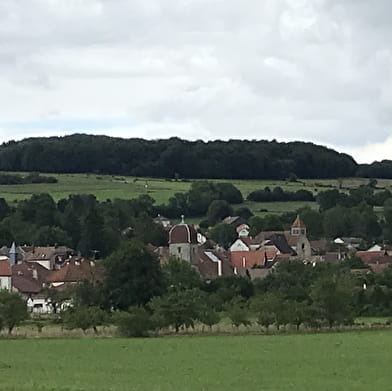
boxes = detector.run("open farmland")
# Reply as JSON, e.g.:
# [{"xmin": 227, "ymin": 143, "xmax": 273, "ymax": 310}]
[
  {"xmin": 0, "ymin": 331, "xmax": 390, "ymax": 391},
  {"xmin": 0, "ymin": 172, "xmax": 390, "ymax": 216}
]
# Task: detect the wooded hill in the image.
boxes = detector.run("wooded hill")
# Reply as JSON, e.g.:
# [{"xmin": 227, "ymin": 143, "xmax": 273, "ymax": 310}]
[{"xmin": 0, "ymin": 134, "xmax": 387, "ymax": 179}]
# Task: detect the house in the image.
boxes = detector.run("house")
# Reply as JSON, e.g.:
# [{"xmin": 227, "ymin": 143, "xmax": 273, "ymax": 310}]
[
  {"xmin": 20, "ymin": 245, "xmax": 74, "ymax": 270},
  {"xmin": 45, "ymin": 257, "xmax": 104, "ymax": 289},
  {"xmin": 153, "ymin": 214, "xmax": 171, "ymax": 229},
  {"xmin": 0, "ymin": 256, "xmax": 11, "ymax": 291},
  {"xmin": 334, "ymin": 237, "xmax": 366, "ymax": 251},
  {"xmin": 252, "ymin": 216, "xmax": 312, "ymax": 260},
  {"xmin": 198, "ymin": 249, "xmax": 233, "ymax": 279},
  {"xmin": 230, "ymin": 249, "xmax": 278, "ymax": 270},
  {"xmin": 223, "ymin": 216, "xmax": 247, "ymax": 228},
  {"xmin": 355, "ymin": 251, "xmax": 392, "ymax": 272},
  {"xmin": 12, "ymin": 262, "xmax": 51, "ymax": 313}
]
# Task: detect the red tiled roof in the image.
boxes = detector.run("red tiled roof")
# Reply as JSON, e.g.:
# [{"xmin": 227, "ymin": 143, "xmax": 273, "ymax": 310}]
[
  {"xmin": 169, "ymin": 224, "xmax": 198, "ymax": 244},
  {"xmin": 12, "ymin": 262, "xmax": 52, "ymax": 294},
  {"xmin": 12, "ymin": 276, "xmax": 41, "ymax": 294},
  {"xmin": 230, "ymin": 250, "xmax": 277, "ymax": 269},
  {"xmin": 46, "ymin": 258, "xmax": 104, "ymax": 283},
  {"xmin": 292, "ymin": 215, "xmax": 306, "ymax": 229},
  {"xmin": 356, "ymin": 251, "xmax": 386, "ymax": 263},
  {"xmin": 0, "ymin": 258, "xmax": 11, "ymax": 276}
]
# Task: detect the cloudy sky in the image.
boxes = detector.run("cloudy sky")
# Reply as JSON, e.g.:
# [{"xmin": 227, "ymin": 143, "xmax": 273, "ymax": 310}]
[{"xmin": 0, "ymin": 0, "xmax": 391, "ymax": 163}]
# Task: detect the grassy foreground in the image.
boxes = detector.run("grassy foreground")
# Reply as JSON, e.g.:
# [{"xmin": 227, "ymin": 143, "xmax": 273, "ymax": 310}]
[{"xmin": 0, "ymin": 331, "xmax": 391, "ymax": 390}]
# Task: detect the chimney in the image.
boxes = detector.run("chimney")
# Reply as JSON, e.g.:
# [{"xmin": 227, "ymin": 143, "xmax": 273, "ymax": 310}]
[{"xmin": 32, "ymin": 269, "xmax": 38, "ymax": 280}]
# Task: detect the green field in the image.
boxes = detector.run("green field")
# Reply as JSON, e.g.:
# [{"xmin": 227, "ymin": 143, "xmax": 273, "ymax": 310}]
[
  {"xmin": 0, "ymin": 331, "xmax": 390, "ymax": 390},
  {"xmin": 1, "ymin": 173, "xmax": 390, "ymax": 218}
]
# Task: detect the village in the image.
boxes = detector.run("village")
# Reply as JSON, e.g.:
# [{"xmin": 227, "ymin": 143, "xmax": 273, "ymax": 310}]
[{"xmin": 0, "ymin": 212, "xmax": 389, "ymax": 315}]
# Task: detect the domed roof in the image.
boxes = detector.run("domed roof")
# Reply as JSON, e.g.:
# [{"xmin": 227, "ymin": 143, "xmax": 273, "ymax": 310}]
[{"xmin": 169, "ymin": 224, "xmax": 198, "ymax": 244}]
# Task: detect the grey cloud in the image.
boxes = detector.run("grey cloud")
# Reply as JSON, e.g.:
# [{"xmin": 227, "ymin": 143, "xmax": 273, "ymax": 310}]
[{"xmin": 0, "ymin": 0, "xmax": 391, "ymax": 162}]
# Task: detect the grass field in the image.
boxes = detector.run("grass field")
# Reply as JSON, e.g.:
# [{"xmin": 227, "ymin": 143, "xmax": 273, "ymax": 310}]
[
  {"xmin": 0, "ymin": 331, "xmax": 390, "ymax": 390},
  {"xmin": 0, "ymin": 173, "xmax": 391, "ymax": 218}
]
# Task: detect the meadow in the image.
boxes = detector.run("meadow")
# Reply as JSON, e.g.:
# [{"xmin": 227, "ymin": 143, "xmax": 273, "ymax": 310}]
[
  {"xmin": 0, "ymin": 172, "xmax": 389, "ymax": 217},
  {"xmin": 0, "ymin": 331, "xmax": 390, "ymax": 390}
]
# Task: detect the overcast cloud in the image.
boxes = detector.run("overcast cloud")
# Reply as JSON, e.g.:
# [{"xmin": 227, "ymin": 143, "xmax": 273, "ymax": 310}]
[{"xmin": 0, "ymin": 0, "xmax": 391, "ymax": 163}]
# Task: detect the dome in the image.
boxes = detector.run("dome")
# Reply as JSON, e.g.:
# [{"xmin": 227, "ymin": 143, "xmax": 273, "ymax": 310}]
[{"xmin": 169, "ymin": 224, "xmax": 198, "ymax": 244}]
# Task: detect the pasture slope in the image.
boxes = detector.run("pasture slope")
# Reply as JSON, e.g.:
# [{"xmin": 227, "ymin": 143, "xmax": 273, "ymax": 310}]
[
  {"xmin": 1, "ymin": 172, "xmax": 391, "ymax": 218},
  {"xmin": 0, "ymin": 331, "xmax": 390, "ymax": 390}
]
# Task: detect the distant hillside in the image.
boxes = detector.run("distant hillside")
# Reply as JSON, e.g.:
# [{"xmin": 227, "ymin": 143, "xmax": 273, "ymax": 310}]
[{"xmin": 0, "ymin": 134, "xmax": 359, "ymax": 179}]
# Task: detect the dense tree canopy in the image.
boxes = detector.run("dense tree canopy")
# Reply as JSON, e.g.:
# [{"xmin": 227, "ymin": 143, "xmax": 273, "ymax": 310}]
[{"xmin": 0, "ymin": 134, "xmax": 358, "ymax": 179}]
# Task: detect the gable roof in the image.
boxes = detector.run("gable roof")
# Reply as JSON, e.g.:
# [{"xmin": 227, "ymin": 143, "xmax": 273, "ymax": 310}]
[
  {"xmin": 198, "ymin": 249, "xmax": 233, "ymax": 279},
  {"xmin": 46, "ymin": 257, "xmax": 104, "ymax": 283},
  {"xmin": 356, "ymin": 251, "xmax": 387, "ymax": 264},
  {"xmin": 230, "ymin": 249, "xmax": 277, "ymax": 269},
  {"xmin": 23, "ymin": 246, "xmax": 73, "ymax": 262}
]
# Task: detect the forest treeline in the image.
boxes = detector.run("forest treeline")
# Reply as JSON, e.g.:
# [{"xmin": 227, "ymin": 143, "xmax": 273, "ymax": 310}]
[{"xmin": 0, "ymin": 134, "xmax": 364, "ymax": 179}]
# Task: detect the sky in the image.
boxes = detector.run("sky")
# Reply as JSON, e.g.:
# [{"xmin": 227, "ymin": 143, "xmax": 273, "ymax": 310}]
[{"xmin": 0, "ymin": 0, "xmax": 391, "ymax": 164}]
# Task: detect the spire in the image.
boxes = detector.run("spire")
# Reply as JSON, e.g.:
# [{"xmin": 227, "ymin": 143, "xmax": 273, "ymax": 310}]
[{"xmin": 9, "ymin": 242, "xmax": 17, "ymax": 265}]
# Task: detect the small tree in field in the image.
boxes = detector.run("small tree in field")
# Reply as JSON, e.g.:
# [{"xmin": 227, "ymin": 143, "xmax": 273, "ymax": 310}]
[
  {"xmin": 115, "ymin": 307, "xmax": 153, "ymax": 338},
  {"xmin": 198, "ymin": 308, "xmax": 220, "ymax": 331},
  {"xmin": 63, "ymin": 306, "xmax": 107, "ymax": 334},
  {"xmin": 149, "ymin": 288, "xmax": 206, "ymax": 333},
  {"xmin": 0, "ymin": 291, "xmax": 28, "ymax": 334},
  {"xmin": 227, "ymin": 299, "xmax": 251, "ymax": 329}
]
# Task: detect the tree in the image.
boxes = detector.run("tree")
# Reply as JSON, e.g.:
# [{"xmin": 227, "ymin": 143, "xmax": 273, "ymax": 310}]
[
  {"xmin": 248, "ymin": 215, "xmax": 283, "ymax": 236},
  {"xmin": 310, "ymin": 274, "xmax": 354, "ymax": 327},
  {"xmin": 115, "ymin": 307, "xmax": 153, "ymax": 337},
  {"xmin": 209, "ymin": 223, "xmax": 237, "ymax": 249},
  {"xmin": 32, "ymin": 226, "xmax": 71, "ymax": 247},
  {"xmin": 79, "ymin": 206, "xmax": 107, "ymax": 257},
  {"xmin": 149, "ymin": 288, "xmax": 206, "ymax": 332},
  {"xmin": 198, "ymin": 308, "xmax": 220, "ymax": 331},
  {"xmin": 285, "ymin": 300, "xmax": 308, "ymax": 330},
  {"xmin": 162, "ymin": 256, "xmax": 202, "ymax": 291},
  {"xmin": 62, "ymin": 306, "xmax": 107, "ymax": 333},
  {"xmin": 207, "ymin": 200, "xmax": 233, "ymax": 226},
  {"xmin": 227, "ymin": 299, "xmax": 251, "ymax": 328},
  {"xmin": 234, "ymin": 207, "xmax": 253, "ymax": 221},
  {"xmin": 206, "ymin": 275, "xmax": 254, "ymax": 306},
  {"xmin": 340, "ymin": 255, "xmax": 369, "ymax": 270},
  {"xmin": 72, "ymin": 280, "xmax": 104, "ymax": 308},
  {"xmin": 133, "ymin": 214, "xmax": 168, "ymax": 246},
  {"xmin": 0, "ymin": 291, "xmax": 28, "ymax": 334},
  {"xmin": 0, "ymin": 198, "xmax": 10, "ymax": 220},
  {"xmin": 104, "ymin": 240, "xmax": 164, "ymax": 310},
  {"xmin": 215, "ymin": 183, "xmax": 243, "ymax": 204}
]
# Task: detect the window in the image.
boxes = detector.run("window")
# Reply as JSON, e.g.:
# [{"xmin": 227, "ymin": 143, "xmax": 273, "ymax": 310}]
[{"xmin": 178, "ymin": 247, "xmax": 181, "ymax": 254}]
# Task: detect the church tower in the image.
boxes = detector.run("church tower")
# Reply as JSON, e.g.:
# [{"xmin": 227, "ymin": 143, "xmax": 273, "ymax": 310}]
[
  {"xmin": 291, "ymin": 215, "xmax": 307, "ymax": 236},
  {"xmin": 168, "ymin": 217, "xmax": 198, "ymax": 265}
]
